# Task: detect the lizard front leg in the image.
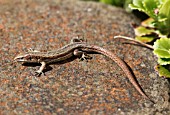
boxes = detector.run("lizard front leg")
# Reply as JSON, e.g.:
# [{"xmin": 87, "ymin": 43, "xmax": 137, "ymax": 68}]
[
  {"xmin": 28, "ymin": 48, "xmax": 40, "ymax": 52},
  {"xmin": 35, "ymin": 61, "xmax": 46, "ymax": 76}
]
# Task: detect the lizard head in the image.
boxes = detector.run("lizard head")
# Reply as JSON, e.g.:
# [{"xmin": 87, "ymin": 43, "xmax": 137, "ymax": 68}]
[{"xmin": 14, "ymin": 53, "xmax": 40, "ymax": 63}]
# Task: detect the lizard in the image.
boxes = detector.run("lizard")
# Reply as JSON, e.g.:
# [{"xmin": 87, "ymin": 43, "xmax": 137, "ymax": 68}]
[{"xmin": 14, "ymin": 39, "xmax": 151, "ymax": 101}]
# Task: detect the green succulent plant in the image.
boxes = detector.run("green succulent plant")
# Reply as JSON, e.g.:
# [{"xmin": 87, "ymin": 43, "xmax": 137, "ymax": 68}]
[{"xmin": 129, "ymin": 0, "xmax": 170, "ymax": 78}]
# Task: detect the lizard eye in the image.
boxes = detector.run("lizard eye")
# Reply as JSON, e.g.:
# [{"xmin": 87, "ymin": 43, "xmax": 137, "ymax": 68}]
[
  {"xmin": 18, "ymin": 56, "xmax": 25, "ymax": 60},
  {"xmin": 19, "ymin": 57, "xmax": 24, "ymax": 59}
]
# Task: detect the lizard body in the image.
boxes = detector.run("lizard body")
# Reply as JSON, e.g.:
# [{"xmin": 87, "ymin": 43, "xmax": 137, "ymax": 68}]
[{"xmin": 14, "ymin": 40, "xmax": 150, "ymax": 100}]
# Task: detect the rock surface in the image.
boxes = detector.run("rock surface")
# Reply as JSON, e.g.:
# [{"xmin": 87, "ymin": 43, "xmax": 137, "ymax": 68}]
[{"xmin": 0, "ymin": 0, "xmax": 169, "ymax": 114}]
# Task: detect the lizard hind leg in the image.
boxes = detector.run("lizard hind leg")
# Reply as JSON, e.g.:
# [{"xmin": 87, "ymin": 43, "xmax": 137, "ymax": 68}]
[
  {"xmin": 71, "ymin": 37, "xmax": 86, "ymax": 43},
  {"xmin": 73, "ymin": 49, "xmax": 92, "ymax": 62}
]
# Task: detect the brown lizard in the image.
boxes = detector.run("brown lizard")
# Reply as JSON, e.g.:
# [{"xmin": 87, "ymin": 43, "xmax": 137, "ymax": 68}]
[{"xmin": 14, "ymin": 39, "xmax": 151, "ymax": 101}]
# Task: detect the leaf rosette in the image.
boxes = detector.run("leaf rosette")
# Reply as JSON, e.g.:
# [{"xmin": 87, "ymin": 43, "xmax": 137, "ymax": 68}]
[{"xmin": 153, "ymin": 38, "xmax": 170, "ymax": 65}]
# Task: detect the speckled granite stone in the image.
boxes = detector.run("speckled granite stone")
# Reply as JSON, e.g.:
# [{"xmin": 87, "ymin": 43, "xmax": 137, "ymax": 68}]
[{"xmin": 0, "ymin": 0, "xmax": 169, "ymax": 114}]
